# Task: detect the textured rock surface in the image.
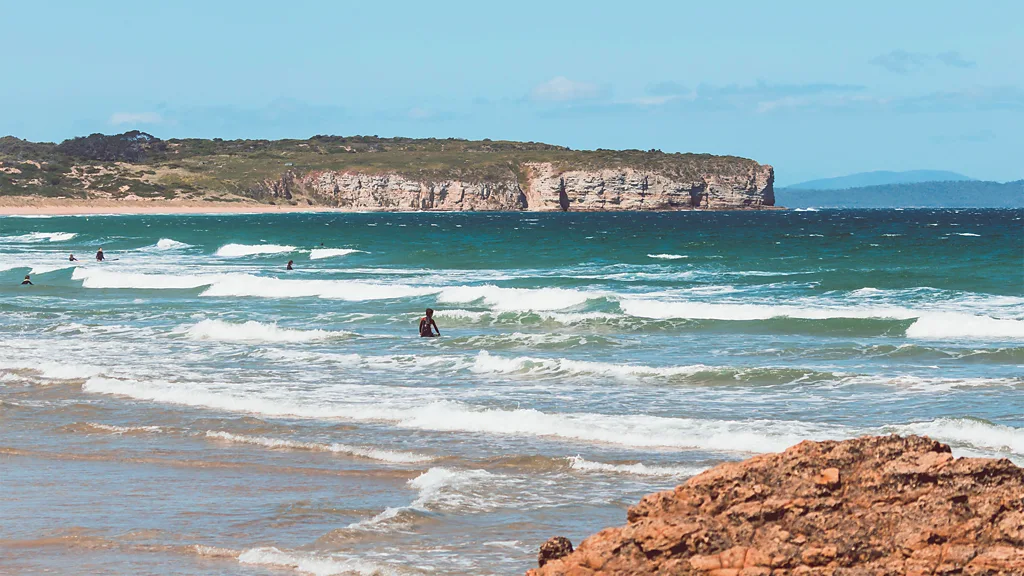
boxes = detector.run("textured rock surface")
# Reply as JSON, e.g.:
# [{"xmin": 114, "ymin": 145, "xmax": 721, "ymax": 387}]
[
  {"xmin": 279, "ymin": 162, "xmax": 774, "ymax": 211},
  {"xmin": 527, "ymin": 435, "xmax": 1024, "ymax": 575}
]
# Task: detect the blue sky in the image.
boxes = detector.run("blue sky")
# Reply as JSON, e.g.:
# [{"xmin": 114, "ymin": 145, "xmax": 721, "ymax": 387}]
[{"xmin": 2, "ymin": 0, "xmax": 1021, "ymax": 184}]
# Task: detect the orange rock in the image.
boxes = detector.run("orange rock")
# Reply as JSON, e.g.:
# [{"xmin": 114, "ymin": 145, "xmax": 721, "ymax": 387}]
[{"xmin": 527, "ymin": 435, "xmax": 1024, "ymax": 576}]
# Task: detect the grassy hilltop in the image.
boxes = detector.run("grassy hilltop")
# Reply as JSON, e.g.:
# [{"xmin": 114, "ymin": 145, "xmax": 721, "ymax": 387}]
[{"xmin": 0, "ymin": 132, "xmax": 761, "ymax": 206}]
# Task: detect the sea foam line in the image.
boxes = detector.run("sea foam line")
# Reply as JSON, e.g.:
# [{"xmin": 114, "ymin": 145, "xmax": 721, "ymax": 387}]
[
  {"xmin": 184, "ymin": 319, "xmax": 354, "ymax": 343},
  {"xmin": 203, "ymin": 431, "xmax": 432, "ymax": 463}
]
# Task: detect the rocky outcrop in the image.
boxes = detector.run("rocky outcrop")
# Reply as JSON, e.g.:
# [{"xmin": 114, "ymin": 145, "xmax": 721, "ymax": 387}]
[
  {"xmin": 527, "ymin": 435, "xmax": 1024, "ymax": 576},
  {"xmin": 282, "ymin": 162, "xmax": 774, "ymax": 211}
]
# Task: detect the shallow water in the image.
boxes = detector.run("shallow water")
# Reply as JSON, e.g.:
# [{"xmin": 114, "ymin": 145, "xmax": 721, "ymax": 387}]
[{"xmin": 1, "ymin": 210, "xmax": 1021, "ymax": 574}]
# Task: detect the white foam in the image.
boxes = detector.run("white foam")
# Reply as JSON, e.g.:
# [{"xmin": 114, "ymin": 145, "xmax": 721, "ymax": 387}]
[
  {"xmin": 955, "ymin": 233, "xmax": 981, "ymax": 237},
  {"xmin": 201, "ymin": 276, "xmax": 437, "ymax": 300},
  {"xmin": 621, "ymin": 298, "xmax": 911, "ymax": 321},
  {"xmin": 84, "ymin": 422, "xmax": 162, "ymax": 434},
  {"xmin": 215, "ymin": 243, "xmax": 296, "ymax": 257},
  {"xmin": 204, "ymin": 431, "xmax": 432, "ymax": 463},
  {"xmin": 73, "ymin": 267, "xmax": 216, "ymax": 289},
  {"xmin": 890, "ymin": 418, "xmax": 1023, "ymax": 456},
  {"xmin": 80, "ymin": 376, "xmax": 836, "ymax": 452},
  {"xmin": 184, "ymin": 319, "xmax": 352, "ymax": 343},
  {"xmin": 794, "ymin": 207, "xmax": 820, "ymax": 212},
  {"xmin": 309, "ymin": 248, "xmax": 366, "ymax": 260},
  {"xmin": 647, "ymin": 253, "xmax": 687, "ymax": 260},
  {"xmin": 0, "ymin": 232, "xmax": 77, "ymax": 242},
  {"xmin": 238, "ymin": 547, "xmax": 397, "ymax": 576},
  {"xmin": 154, "ymin": 238, "xmax": 191, "ymax": 250},
  {"xmin": 469, "ymin": 350, "xmax": 711, "ymax": 379},
  {"xmin": 567, "ymin": 456, "xmax": 706, "ymax": 477},
  {"xmin": 437, "ymin": 285, "xmax": 599, "ymax": 311},
  {"xmin": 906, "ymin": 313, "xmax": 1024, "ymax": 340}
]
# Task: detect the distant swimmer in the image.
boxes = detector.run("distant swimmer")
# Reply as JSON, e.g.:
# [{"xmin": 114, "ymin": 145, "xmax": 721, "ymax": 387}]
[
  {"xmin": 96, "ymin": 248, "xmax": 105, "ymax": 262},
  {"xmin": 21, "ymin": 275, "xmax": 32, "ymax": 286},
  {"xmin": 286, "ymin": 260, "xmax": 294, "ymax": 271},
  {"xmin": 419, "ymin": 308, "xmax": 440, "ymax": 338},
  {"xmin": 69, "ymin": 254, "xmax": 78, "ymax": 262}
]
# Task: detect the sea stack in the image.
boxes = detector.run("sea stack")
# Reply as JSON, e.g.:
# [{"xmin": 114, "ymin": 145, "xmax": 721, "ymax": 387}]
[{"xmin": 527, "ymin": 435, "xmax": 1024, "ymax": 575}]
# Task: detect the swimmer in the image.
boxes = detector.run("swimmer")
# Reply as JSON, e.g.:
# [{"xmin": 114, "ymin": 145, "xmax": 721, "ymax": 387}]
[
  {"xmin": 69, "ymin": 254, "xmax": 78, "ymax": 262},
  {"xmin": 21, "ymin": 274, "xmax": 32, "ymax": 286},
  {"xmin": 286, "ymin": 260, "xmax": 294, "ymax": 271},
  {"xmin": 419, "ymin": 308, "xmax": 440, "ymax": 338}
]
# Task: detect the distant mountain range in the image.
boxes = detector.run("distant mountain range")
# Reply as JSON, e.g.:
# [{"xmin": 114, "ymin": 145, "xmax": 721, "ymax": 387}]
[
  {"xmin": 786, "ymin": 170, "xmax": 975, "ymax": 190},
  {"xmin": 776, "ymin": 180, "xmax": 1024, "ymax": 209}
]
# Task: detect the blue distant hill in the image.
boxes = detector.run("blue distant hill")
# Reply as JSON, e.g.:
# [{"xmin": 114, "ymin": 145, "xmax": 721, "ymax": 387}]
[
  {"xmin": 786, "ymin": 170, "xmax": 974, "ymax": 190},
  {"xmin": 776, "ymin": 180, "xmax": 1024, "ymax": 209}
]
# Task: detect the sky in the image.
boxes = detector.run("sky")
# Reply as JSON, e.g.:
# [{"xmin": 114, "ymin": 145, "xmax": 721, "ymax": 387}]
[{"xmin": 2, "ymin": 0, "xmax": 1022, "ymax": 185}]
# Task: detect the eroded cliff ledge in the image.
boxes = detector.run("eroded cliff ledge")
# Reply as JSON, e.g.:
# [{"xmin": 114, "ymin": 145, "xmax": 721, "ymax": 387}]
[
  {"xmin": 528, "ymin": 435, "xmax": 1024, "ymax": 576},
  {"xmin": 1, "ymin": 134, "xmax": 775, "ymax": 211}
]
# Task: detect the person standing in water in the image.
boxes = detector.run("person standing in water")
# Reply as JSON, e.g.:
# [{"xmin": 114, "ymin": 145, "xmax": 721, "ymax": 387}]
[
  {"xmin": 419, "ymin": 308, "xmax": 440, "ymax": 338},
  {"xmin": 69, "ymin": 254, "xmax": 78, "ymax": 262},
  {"xmin": 21, "ymin": 275, "xmax": 33, "ymax": 285},
  {"xmin": 95, "ymin": 248, "xmax": 105, "ymax": 262},
  {"xmin": 286, "ymin": 260, "xmax": 294, "ymax": 270}
]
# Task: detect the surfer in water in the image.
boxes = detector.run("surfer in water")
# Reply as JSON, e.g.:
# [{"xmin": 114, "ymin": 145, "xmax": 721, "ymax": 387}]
[
  {"xmin": 95, "ymin": 248, "xmax": 105, "ymax": 262},
  {"xmin": 21, "ymin": 274, "xmax": 32, "ymax": 286},
  {"xmin": 69, "ymin": 254, "xmax": 78, "ymax": 262},
  {"xmin": 286, "ymin": 260, "xmax": 294, "ymax": 270},
  {"xmin": 419, "ymin": 308, "xmax": 440, "ymax": 338}
]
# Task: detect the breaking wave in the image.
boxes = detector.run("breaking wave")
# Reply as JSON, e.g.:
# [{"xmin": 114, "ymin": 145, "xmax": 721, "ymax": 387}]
[
  {"xmin": 905, "ymin": 313, "xmax": 1024, "ymax": 340},
  {"xmin": 154, "ymin": 238, "xmax": 191, "ymax": 250},
  {"xmin": 0, "ymin": 231, "xmax": 77, "ymax": 242},
  {"xmin": 647, "ymin": 253, "xmax": 687, "ymax": 260},
  {"xmin": 567, "ymin": 456, "xmax": 706, "ymax": 477},
  {"xmin": 215, "ymin": 243, "xmax": 296, "ymax": 257},
  {"xmin": 309, "ymin": 248, "xmax": 366, "ymax": 260},
  {"xmin": 184, "ymin": 319, "xmax": 354, "ymax": 343},
  {"xmin": 238, "ymin": 547, "xmax": 397, "ymax": 576}
]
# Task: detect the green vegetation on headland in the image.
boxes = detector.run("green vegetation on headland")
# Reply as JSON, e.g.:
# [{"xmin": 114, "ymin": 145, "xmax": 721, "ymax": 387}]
[
  {"xmin": 777, "ymin": 180, "xmax": 1024, "ymax": 209},
  {"xmin": 0, "ymin": 131, "xmax": 761, "ymax": 206}
]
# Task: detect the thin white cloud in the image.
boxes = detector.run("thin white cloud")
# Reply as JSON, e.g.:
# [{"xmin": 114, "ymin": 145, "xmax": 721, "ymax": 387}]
[
  {"xmin": 531, "ymin": 76, "xmax": 602, "ymax": 102},
  {"xmin": 109, "ymin": 112, "xmax": 162, "ymax": 125}
]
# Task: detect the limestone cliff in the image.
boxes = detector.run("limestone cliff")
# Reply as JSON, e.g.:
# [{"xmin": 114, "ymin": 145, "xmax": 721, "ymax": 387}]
[{"xmin": 271, "ymin": 162, "xmax": 774, "ymax": 211}]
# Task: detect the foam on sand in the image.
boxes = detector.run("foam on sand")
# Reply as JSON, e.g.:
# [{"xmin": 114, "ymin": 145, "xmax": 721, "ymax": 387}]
[
  {"xmin": 214, "ymin": 243, "xmax": 296, "ymax": 257},
  {"xmin": 184, "ymin": 319, "xmax": 354, "ymax": 343},
  {"xmin": 203, "ymin": 430, "xmax": 432, "ymax": 463},
  {"xmin": 309, "ymin": 248, "xmax": 366, "ymax": 260},
  {"xmin": 238, "ymin": 547, "xmax": 397, "ymax": 576}
]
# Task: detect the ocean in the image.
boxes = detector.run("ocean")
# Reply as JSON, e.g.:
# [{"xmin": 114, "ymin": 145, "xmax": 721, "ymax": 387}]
[{"xmin": 1, "ymin": 209, "xmax": 1021, "ymax": 575}]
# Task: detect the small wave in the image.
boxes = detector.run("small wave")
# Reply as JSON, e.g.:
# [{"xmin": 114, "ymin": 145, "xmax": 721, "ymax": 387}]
[
  {"xmin": 309, "ymin": 248, "xmax": 366, "ymax": 260},
  {"xmin": 905, "ymin": 313, "xmax": 1024, "ymax": 340},
  {"xmin": 154, "ymin": 238, "xmax": 191, "ymax": 250},
  {"xmin": 437, "ymin": 285, "xmax": 601, "ymax": 311},
  {"xmin": 204, "ymin": 431, "xmax": 432, "ymax": 463},
  {"xmin": 184, "ymin": 319, "xmax": 353, "ymax": 343},
  {"xmin": 0, "ymin": 231, "xmax": 77, "ymax": 242},
  {"xmin": 955, "ymin": 233, "xmax": 981, "ymax": 237},
  {"xmin": 81, "ymin": 376, "xmax": 838, "ymax": 452},
  {"xmin": 79, "ymin": 422, "xmax": 163, "ymax": 435},
  {"xmin": 647, "ymin": 253, "xmax": 687, "ymax": 260},
  {"xmin": 794, "ymin": 207, "xmax": 820, "ymax": 212},
  {"xmin": 567, "ymin": 455, "xmax": 706, "ymax": 477},
  {"xmin": 215, "ymin": 243, "xmax": 295, "ymax": 257},
  {"xmin": 889, "ymin": 418, "xmax": 1023, "ymax": 457},
  {"xmin": 238, "ymin": 547, "xmax": 398, "ymax": 576}
]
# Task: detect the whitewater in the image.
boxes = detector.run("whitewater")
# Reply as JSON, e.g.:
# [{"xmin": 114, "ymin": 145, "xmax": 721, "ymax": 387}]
[{"xmin": 0, "ymin": 209, "xmax": 1021, "ymax": 576}]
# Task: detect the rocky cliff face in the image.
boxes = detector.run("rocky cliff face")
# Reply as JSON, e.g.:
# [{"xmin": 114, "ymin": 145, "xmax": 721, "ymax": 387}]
[
  {"xmin": 270, "ymin": 162, "xmax": 774, "ymax": 211},
  {"xmin": 528, "ymin": 435, "xmax": 1024, "ymax": 576}
]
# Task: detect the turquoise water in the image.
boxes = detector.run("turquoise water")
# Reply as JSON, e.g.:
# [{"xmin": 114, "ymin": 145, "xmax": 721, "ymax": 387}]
[{"xmin": 1, "ymin": 209, "xmax": 1022, "ymax": 574}]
